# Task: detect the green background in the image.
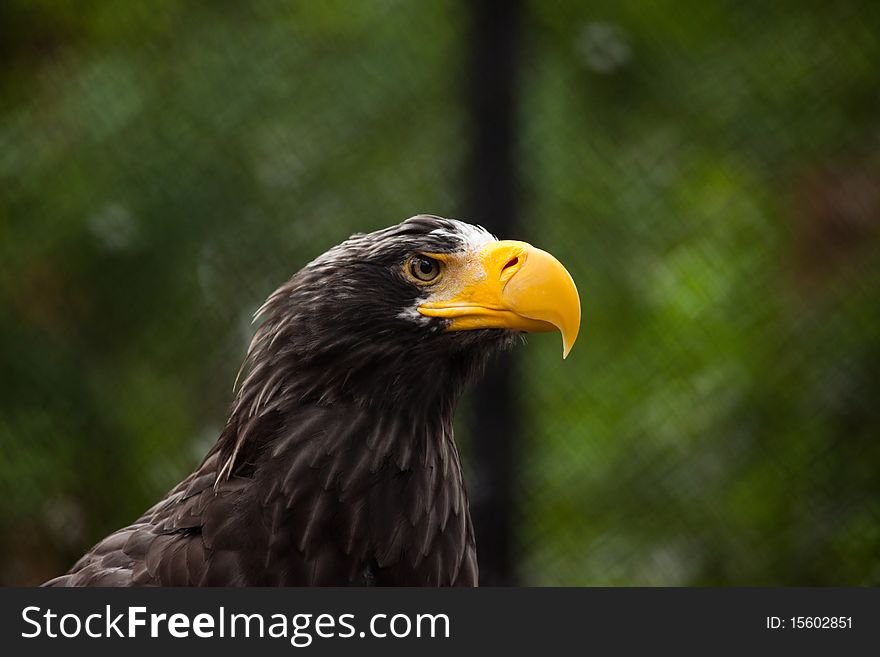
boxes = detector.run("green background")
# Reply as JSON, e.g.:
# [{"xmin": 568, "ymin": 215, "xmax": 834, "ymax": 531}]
[{"xmin": 1, "ymin": 0, "xmax": 879, "ymax": 585}]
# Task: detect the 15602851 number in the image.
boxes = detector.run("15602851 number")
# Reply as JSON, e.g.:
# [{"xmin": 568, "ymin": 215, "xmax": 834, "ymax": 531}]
[{"xmin": 790, "ymin": 616, "xmax": 852, "ymax": 629}]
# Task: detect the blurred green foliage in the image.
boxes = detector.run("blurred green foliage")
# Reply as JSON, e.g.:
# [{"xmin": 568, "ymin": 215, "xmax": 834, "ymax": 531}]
[{"xmin": 1, "ymin": 0, "xmax": 879, "ymax": 585}]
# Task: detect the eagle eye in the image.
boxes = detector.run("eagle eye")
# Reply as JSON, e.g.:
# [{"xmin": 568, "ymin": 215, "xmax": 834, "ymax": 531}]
[{"xmin": 408, "ymin": 255, "xmax": 441, "ymax": 283}]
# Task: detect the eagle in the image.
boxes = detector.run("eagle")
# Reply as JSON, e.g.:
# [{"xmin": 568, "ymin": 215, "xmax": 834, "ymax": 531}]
[{"xmin": 44, "ymin": 215, "xmax": 580, "ymax": 586}]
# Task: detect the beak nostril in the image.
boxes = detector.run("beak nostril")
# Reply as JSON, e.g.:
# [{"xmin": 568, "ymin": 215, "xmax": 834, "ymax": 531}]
[{"xmin": 501, "ymin": 256, "xmax": 519, "ymax": 273}]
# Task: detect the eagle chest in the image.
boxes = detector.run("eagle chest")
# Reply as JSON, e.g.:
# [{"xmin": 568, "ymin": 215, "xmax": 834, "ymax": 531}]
[{"xmin": 260, "ymin": 423, "xmax": 478, "ymax": 586}]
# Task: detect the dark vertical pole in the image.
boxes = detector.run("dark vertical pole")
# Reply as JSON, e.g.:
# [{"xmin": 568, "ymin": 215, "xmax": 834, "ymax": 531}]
[{"xmin": 464, "ymin": 0, "xmax": 523, "ymax": 586}]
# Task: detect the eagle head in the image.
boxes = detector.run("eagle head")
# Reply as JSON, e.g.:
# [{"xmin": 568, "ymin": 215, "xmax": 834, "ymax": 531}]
[{"xmin": 238, "ymin": 214, "xmax": 581, "ymax": 414}]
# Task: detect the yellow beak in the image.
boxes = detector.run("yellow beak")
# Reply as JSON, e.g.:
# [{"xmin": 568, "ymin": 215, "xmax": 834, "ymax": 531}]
[{"xmin": 417, "ymin": 240, "xmax": 581, "ymax": 358}]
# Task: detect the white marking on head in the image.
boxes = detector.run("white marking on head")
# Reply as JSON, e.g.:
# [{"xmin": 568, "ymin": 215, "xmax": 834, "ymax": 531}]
[
  {"xmin": 398, "ymin": 304, "xmax": 431, "ymax": 325},
  {"xmin": 430, "ymin": 219, "xmax": 496, "ymax": 251}
]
